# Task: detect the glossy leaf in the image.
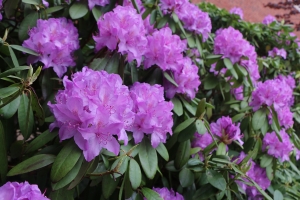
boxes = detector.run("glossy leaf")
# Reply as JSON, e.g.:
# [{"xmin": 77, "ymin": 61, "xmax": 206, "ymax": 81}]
[
  {"xmin": 171, "ymin": 97, "xmax": 183, "ymax": 116},
  {"xmin": 155, "ymin": 143, "xmax": 169, "ymax": 161},
  {"xmin": 129, "ymin": 159, "xmax": 141, "ymax": 190},
  {"xmin": 141, "ymin": 187, "xmax": 163, "ymax": 200},
  {"xmin": 138, "ymin": 138, "xmax": 157, "ymax": 179},
  {"xmin": 175, "ymin": 140, "xmax": 191, "ymax": 169},
  {"xmin": 69, "ymin": 3, "xmax": 89, "ymax": 19},
  {"xmin": 252, "ymin": 108, "xmax": 267, "ymax": 131},
  {"xmin": 25, "ymin": 130, "xmax": 58, "ymax": 153},
  {"xmin": 179, "ymin": 168, "xmax": 194, "ymax": 187},
  {"xmin": 102, "ymin": 176, "xmax": 120, "ymax": 199},
  {"xmin": 0, "ymin": 121, "xmax": 7, "ymax": 182},
  {"xmin": 10, "ymin": 45, "xmax": 39, "ymax": 56},
  {"xmin": 18, "ymin": 93, "xmax": 34, "ymax": 140}
]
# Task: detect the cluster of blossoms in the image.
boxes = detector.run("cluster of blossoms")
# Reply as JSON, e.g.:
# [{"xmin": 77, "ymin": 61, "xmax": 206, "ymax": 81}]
[
  {"xmin": 192, "ymin": 132, "xmax": 213, "ymax": 160},
  {"xmin": 263, "ymin": 130, "xmax": 294, "ymax": 162},
  {"xmin": 235, "ymin": 152, "xmax": 270, "ymax": 199},
  {"xmin": 0, "ymin": 181, "xmax": 49, "ymax": 200},
  {"xmin": 262, "ymin": 15, "xmax": 276, "ymax": 25},
  {"xmin": 148, "ymin": 187, "xmax": 184, "ymax": 200},
  {"xmin": 250, "ymin": 75, "xmax": 295, "ymax": 128},
  {"xmin": 48, "ymin": 67, "xmax": 135, "ymax": 161},
  {"xmin": 229, "ymin": 7, "xmax": 244, "ymax": 19},
  {"xmin": 23, "ymin": 18, "xmax": 79, "ymax": 78},
  {"xmin": 159, "ymin": 0, "xmax": 211, "ymax": 41},
  {"xmin": 129, "ymin": 82, "xmax": 173, "ymax": 148},
  {"xmin": 88, "ymin": 0, "xmax": 109, "ymax": 10},
  {"xmin": 93, "ymin": 6, "xmax": 147, "ymax": 65},
  {"xmin": 268, "ymin": 47, "xmax": 287, "ymax": 59}
]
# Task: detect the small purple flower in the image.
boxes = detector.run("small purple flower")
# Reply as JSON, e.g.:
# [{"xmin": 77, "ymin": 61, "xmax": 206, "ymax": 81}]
[
  {"xmin": 159, "ymin": 0, "xmax": 187, "ymax": 13},
  {"xmin": 192, "ymin": 132, "xmax": 214, "ymax": 160},
  {"xmin": 210, "ymin": 116, "xmax": 243, "ymax": 145},
  {"xmin": 152, "ymin": 187, "xmax": 184, "ymax": 200},
  {"xmin": 42, "ymin": 0, "xmax": 49, "ymax": 7},
  {"xmin": 230, "ymin": 7, "xmax": 243, "ymax": 19},
  {"xmin": 268, "ymin": 47, "xmax": 287, "ymax": 59},
  {"xmin": 262, "ymin": 15, "xmax": 276, "ymax": 25},
  {"xmin": 88, "ymin": 0, "xmax": 109, "ymax": 10},
  {"xmin": 263, "ymin": 129, "xmax": 293, "ymax": 162},
  {"xmin": 129, "ymin": 82, "xmax": 173, "ymax": 148},
  {"xmin": 0, "ymin": 181, "xmax": 49, "ymax": 200}
]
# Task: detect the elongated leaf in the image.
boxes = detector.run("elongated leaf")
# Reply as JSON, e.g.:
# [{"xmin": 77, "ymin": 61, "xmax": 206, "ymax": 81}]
[
  {"xmin": 0, "ymin": 66, "xmax": 30, "ymax": 79},
  {"xmin": 0, "ymin": 95, "xmax": 20, "ymax": 119},
  {"xmin": 193, "ymin": 184, "xmax": 218, "ymax": 200},
  {"xmin": 177, "ymin": 122, "xmax": 196, "ymax": 142},
  {"xmin": 223, "ymin": 58, "xmax": 233, "ymax": 70},
  {"xmin": 0, "ymin": 86, "xmax": 19, "ymax": 100},
  {"xmin": 179, "ymin": 168, "xmax": 194, "ymax": 187},
  {"xmin": 89, "ymin": 56, "xmax": 110, "ymax": 71},
  {"xmin": 105, "ymin": 53, "xmax": 120, "ymax": 74},
  {"xmin": 196, "ymin": 98, "xmax": 206, "ymax": 118},
  {"xmin": 51, "ymin": 141, "xmax": 82, "ymax": 182},
  {"xmin": 68, "ymin": 160, "xmax": 90, "ymax": 189},
  {"xmin": 206, "ymin": 169, "xmax": 226, "ymax": 191},
  {"xmin": 175, "ymin": 140, "xmax": 191, "ymax": 169},
  {"xmin": 260, "ymin": 155, "xmax": 273, "ymax": 168},
  {"xmin": 45, "ymin": 6, "xmax": 64, "ymax": 14},
  {"xmin": 49, "ymin": 187, "xmax": 74, "ymax": 200},
  {"xmin": 141, "ymin": 188, "xmax": 163, "ymax": 200},
  {"xmin": 25, "ymin": 130, "xmax": 58, "ymax": 153},
  {"xmin": 92, "ymin": 6, "xmax": 102, "ymax": 20},
  {"xmin": 69, "ymin": 3, "xmax": 88, "ymax": 19},
  {"xmin": 22, "ymin": 0, "xmax": 40, "ymax": 5},
  {"xmin": 7, "ymin": 154, "xmax": 55, "ymax": 176},
  {"xmin": 4, "ymin": 0, "xmax": 20, "ymax": 18},
  {"xmin": 174, "ymin": 118, "xmax": 195, "ymax": 133},
  {"xmin": 52, "ymin": 156, "xmax": 83, "ymax": 190},
  {"xmin": 8, "ymin": 46, "xmax": 19, "ymax": 68},
  {"xmin": 252, "ymin": 108, "xmax": 267, "ymax": 131},
  {"xmin": 0, "ymin": 121, "xmax": 7, "ymax": 182},
  {"xmin": 102, "ymin": 176, "xmax": 120, "ymax": 199},
  {"xmin": 19, "ymin": 12, "xmax": 38, "ymax": 41},
  {"xmin": 274, "ymin": 190, "xmax": 284, "ymax": 200},
  {"xmin": 138, "ymin": 138, "xmax": 157, "ymax": 179},
  {"xmin": 163, "ymin": 72, "xmax": 178, "ymax": 87},
  {"xmin": 30, "ymin": 89, "xmax": 45, "ymax": 126},
  {"xmin": 18, "ymin": 93, "xmax": 34, "ymax": 140},
  {"xmin": 129, "ymin": 159, "xmax": 141, "ymax": 190},
  {"xmin": 155, "ymin": 143, "xmax": 169, "ymax": 161},
  {"xmin": 10, "ymin": 45, "xmax": 39, "ymax": 56},
  {"xmin": 195, "ymin": 119, "xmax": 207, "ymax": 134},
  {"xmin": 171, "ymin": 97, "xmax": 183, "ymax": 116}
]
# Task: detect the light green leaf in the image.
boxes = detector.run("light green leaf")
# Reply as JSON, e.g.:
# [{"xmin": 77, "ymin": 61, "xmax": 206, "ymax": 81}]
[
  {"xmin": 195, "ymin": 120, "xmax": 207, "ymax": 134},
  {"xmin": 141, "ymin": 187, "xmax": 163, "ymax": 200},
  {"xmin": 10, "ymin": 45, "xmax": 39, "ymax": 56},
  {"xmin": 174, "ymin": 118, "xmax": 195, "ymax": 133},
  {"xmin": 155, "ymin": 143, "xmax": 169, "ymax": 161},
  {"xmin": 69, "ymin": 3, "xmax": 88, "ymax": 19},
  {"xmin": 163, "ymin": 72, "xmax": 178, "ymax": 87},
  {"xmin": 45, "ymin": 6, "xmax": 64, "ymax": 14},
  {"xmin": 252, "ymin": 108, "xmax": 267, "ymax": 131},
  {"xmin": 274, "ymin": 190, "xmax": 283, "ymax": 200},
  {"xmin": 0, "ymin": 66, "xmax": 30, "ymax": 79},
  {"xmin": 8, "ymin": 46, "xmax": 19, "ymax": 68},
  {"xmin": 171, "ymin": 97, "xmax": 183, "ymax": 116},
  {"xmin": 0, "ymin": 95, "xmax": 20, "ymax": 119},
  {"xmin": 22, "ymin": 0, "xmax": 40, "ymax": 5},
  {"xmin": 129, "ymin": 159, "xmax": 141, "ymax": 190},
  {"xmin": 0, "ymin": 86, "xmax": 19, "ymax": 100},
  {"xmin": 138, "ymin": 138, "xmax": 157, "ymax": 179},
  {"xmin": 206, "ymin": 169, "xmax": 226, "ymax": 191},
  {"xmin": 179, "ymin": 168, "xmax": 194, "ymax": 187}
]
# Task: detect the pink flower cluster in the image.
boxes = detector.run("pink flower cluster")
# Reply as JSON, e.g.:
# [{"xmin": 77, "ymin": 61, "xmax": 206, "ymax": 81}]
[
  {"xmin": 250, "ymin": 75, "xmax": 295, "ymax": 128},
  {"xmin": 268, "ymin": 47, "xmax": 287, "ymax": 59},
  {"xmin": 262, "ymin": 15, "xmax": 276, "ymax": 25},
  {"xmin": 230, "ymin": 7, "xmax": 243, "ymax": 19},
  {"xmin": 160, "ymin": 0, "xmax": 212, "ymax": 41},
  {"xmin": 0, "ymin": 181, "xmax": 49, "ymax": 200},
  {"xmin": 88, "ymin": 0, "xmax": 109, "ymax": 10},
  {"xmin": 48, "ymin": 67, "xmax": 135, "ymax": 161},
  {"xmin": 192, "ymin": 132, "xmax": 213, "ymax": 160},
  {"xmin": 94, "ymin": 6, "xmax": 147, "ymax": 65},
  {"xmin": 23, "ymin": 18, "xmax": 79, "ymax": 78},
  {"xmin": 151, "ymin": 187, "xmax": 184, "ymax": 200},
  {"xmin": 213, "ymin": 27, "xmax": 260, "ymax": 82},
  {"xmin": 263, "ymin": 130, "xmax": 293, "ymax": 162},
  {"xmin": 235, "ymin": 152, "xmax": 270, "ymax": 199},
  {"xmin": 210, "ymin": 116, "xmax": 243, "ymax": 146},
  {"xmin": 129, "ymin": 82, "xmax": 173, "ymax": 148}
]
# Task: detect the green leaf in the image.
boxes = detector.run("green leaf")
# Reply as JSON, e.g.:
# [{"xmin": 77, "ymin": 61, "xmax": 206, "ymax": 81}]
[
  {"xmin": 216, "ymin": 143, "xmax": 226, "ymax": 156},
  {"xmin": 175, "ymin": 140, "xmax": 191, "ymax": 169},
  {"xmin": 156, "ymin": 16, "xmax": 169, "ymax": 29},
  {"xmin": 105, "ymin": 52, "xmax": 120, "ymax": 74},
  {"xmin": 45, "ymin": 6, "xmax": 64, "ymax": 14},
  {"xmin": 232, "ymin": 113, "xmax": 245, "ymax": 123},
  {"xmin": 142, "ymin": 7, "xmax": 153, "ymax": 19},
  {"xmin": 102, "ymin": 176, "xmax": 120, "ymax": 199},
  {"xmin": 247, "ymin": 177, "xmax": 272, "ymax": 200},
  {"xmin": 0, "ymin": 95, "xmax": 20, "ymax": 119},
  {"xmin": 223, "ymin": 58, "xmax": 233, "ymax": 70},
  {"xmin": 252, "ymin": 108, "xmax": 267, "ymax": 131},
  {"xmin": 0, "ymin": 66, "xmax": 30, "ymax": 79},
  {"xmin": 138, "ymin": 138, "xmax": 157, "ymax": 179},
  {"xmin": 8, "ymin": 46, "xmax": 19, "ymax": 68},
  {"xmin": 25, "ymin": 130, "xmax": 58, "ymax": 153},
  {"xmin": 19, "ymin": 12, "xmax": 38, "ymax": 41},
  {"xmin": 171, "ymin": 97, "xmax": 183, "ymax": 116},
  {"xmin": 177, "ymin": 122, "xmax": 196, "ymax": 142},
  {"xmin": 10, "ymin": 45, "xmax": 39, "ymax": 56},
  {"xmin": 7, "ymin": 154, "xmax": 55, "ymax": 176},
  {"xmin": 150, "ymin": 9, "xmax": 157, "ymax": 25},
  {"xmin": 195, "ymin": 35, "xmax": 203, "ymax": 57},
  {"xmin": 271, "ymin": 107, "xmax": 282, "ymax": 142},
  {"xmin": 0, "ymin": 86, "xmax": 19, "ymax": 100},
  {"xmin": 129, "ymin": 159, "xmax": 141, "ymax": 190},
  {"xmin": 22, "ymin": 0, "xmax": 40, "ymax": 5},
  {"xmin": 195, "ymin": 120, "xmax": 207, "ymax": 134},
  {"xmin": 110, "ymin": 156, "xmax": 129, "ymax": 178},
  {"xmin": 196, "ymin": 98, "xmax": 206, "ymax": 118},
  {"xmin": 163, "ymin": 72, "xmax": 178, "ymax": 87},
  {"xmin": 131, "ymin": 0, "xmax": 140, "ymax": 13},
  {"xmin": 49, "ymin": 187, "xmax": 74, "ymax": 200},
  {"xmin": 155, "ymin": 143, "xmax": 169, "ymax": 161},
  {"xmin": 67, "ymin": 160, "xmax": 90, "ymax": 189},
  {"xmin": 0, "ymin": 121, "xmax": 7, "ymax": 182},
  {"xmin": 260, "ymin": 155, "xmax": 273, "ymax": 168},
  {"xmin": 141, "ymin": 188, "xmax": 163, "ymax": 200},
  {"xmin": 69, "ymin": 3, "xmax": 88, "ymax": 19},
  {"xmin": 92, "ymin": 6, "xmax": 102, "ymax": 20},
  {"xmin": 274, "ymin": 190, "xmax": 284, "ymax": 200},
  {"xmin": 30, "ymin": 90, "xmax": 45, "ymax": 126},
  {"xmin": 204, "ymin": 75, "xmax": 219, "ymax": 90},
  {"xmin": 179, "ymin": 168, "xmax": 194, "ymax": 187},
  {"xmin": 174, "ymin": 118, "xmax": 195, "ymax": 133},
  {"xmin": 18, "ymin": 93, "xmax": 34, "ymax": 140},
  {"xmin": 4, "ymin": 0, "xmax": 20, "ymax": 18},
  {"xmin": 206, "ymin": 169, "xmax": 226, "ymax": 191},
  {"xmin": 51, "ymin": 141, "xmax": 82, "ymax": 182},
  {"xmin": 193, "ymin": 184, "xmax": 218, "ymax": 200},
  {"xmin": 52, "ymin": 156, "xmax": 83, "ymax": 190}
]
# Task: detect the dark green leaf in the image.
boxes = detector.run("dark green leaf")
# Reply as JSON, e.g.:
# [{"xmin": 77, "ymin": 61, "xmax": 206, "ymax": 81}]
[
  {"xmin": 4, "ymin": 0, "xmax": 20, "ymax": 18},
  {"xmin": 271, "ymin": 107, "xmax": 282, "ymax": 142},
  {"xmin": 174, "ymin": 118, "xmax": 195, "ymax": 133},
  {"xmin": 18, "ymin": 93, "xmax": 34, "ymax": 140},
  {"xmin": 19, "ymin": 12, "xmax": 38, "ymax": 41},
  {"xmin": 129, "ymin": 159, "xmax": 141, "ymax": 190},
  {"xmin": 49, "ymin": 187, "xmax": 74, "ymax": 200},
  {"xmin": 0, "ymin": 121, "xmax": 7, "ymax": 182},
  {"xmin": 150, "ymin": 9, "xmax": 157, "ymax": 25},
  {"xmin": 142, "ymin": 7, "xmax": 153, "ymax": 20},
  {"xmin": 105, "ymin": 52, "xmax": 120, "ymax": 74},
  {"xmin": 0, "ymin": 86, "xmax": 19, "ymax": 99},
  {"xmin": 7, "ymin": 154, "xmax": 55, "ymax": 176},
  {"xmin": 177, "ymin": 122, "xmax": 196, "ymax": 142},
  {"xmin": 102, "ymin": 176, "xmax": 120, "ymax": 199},
  {"xmin": 0, "ymin": 95, "xmax": 20, "ymax": 119},
  {"xmin": 204, "ymin": 75, "xmax": 219, "ymax": 90},
  {"xmin": 193, "ymin": 184, "xmax": 218, "ymax": 200},
  {"xmin": 141, "ymin": 187, "xmax": 163, "ymax": 200},
  {"xmin": 232, "ymin": 113, "xmax": 245, "ymax": 123},
  {"xmin": 196, "ymin": 98, "xmax": 206, "ymax": 118},
  {"xmin": 131, "ymin": 0, "xmax": 140, "ymax": 13},
  {"xmin": 51, "ymin": 141, "xmax": 82, "ymax": 182},
  {"xmin": 30, "ymin": 90, "xmax": 45, "ymax": 126},
  {"xmin": 0, "ymin": 66, "xmax": 30, "ymax": 79},
  {"xmin": 45, "ymin": 6, "xmax": 64, "ymax": 14},
  {"xmin": 92, "ymin": 6, "xmax": 102, "ymax": 20},
  {"xmin": 8, "ymin": 47, "xmax": 18, "ymax": 68},
  {"xmin": 206, "ymin": 169, "xmax": 226, "ymax": 191},
  {"xmin": 68, "ymin": 160, "xmax": 90, "ymax": 189},
  {"xmin": 175, "ymin": 140, "xmax": 191, "ymax": 169},
  {"xmin": 138, "ymin": 138, "xmax": 157, "ymax": 179},
  {"xmin": 69, "ymin": 3, "xmax": 88, "ymax": 19},
  {"xmin": 22, "ymin": 0, "xmax": 40, "ymax": 5},
  {"xmin": 25, "ymin": 130, "xmax": 58, "ymax": 153},
  {"xmin": 179, "ymin": 168, "xmax": 194, "ymax": 187},
  {"xmin": 10, "ymin": 45, "xmax": 39, "ymax": 56},
  {"xmin": 260, "ymin": 155, "xmax": 273, "ymax": 168},
  {"xmin": 252, "ymin": 108, "xmax": 267, "ymax": 131},
  {"xmin": 155, "ymin": 143, "xmax": 169, "ymax": 161},
  {"xmin": 171, "ymin": 97, "xmax": 183, "ymax": 116},
  {"xmin": 110, "ymin": 156, "xmax": 129, "ymax": 178}
]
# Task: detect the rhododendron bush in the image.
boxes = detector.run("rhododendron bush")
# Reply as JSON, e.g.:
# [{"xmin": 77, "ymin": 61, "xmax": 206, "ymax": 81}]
[{"xmin": 1, "ymin": 0, "xmax": 300, "ymax": 199}]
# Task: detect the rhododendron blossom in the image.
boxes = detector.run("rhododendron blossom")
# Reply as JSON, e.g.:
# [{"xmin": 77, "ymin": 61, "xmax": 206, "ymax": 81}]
[
  {"xmin": 263, "ymin": 130, "xmax": 293, "ymax": 162},
  {"xmin": 230, "ymin": 7, "xmax": 243, "ymax": 19},
  {"xmin": 210, "ymin": 116, "xmax": 243, "ymax": 145},
  {"xmin": 262, "ymin": 15, "xmax": 276, "ymax": 25},
  {"xmin": 192, "ymin": 132, "xmax": 214, "ymax": 160},
  {"xmin": 129, "ymin": 82, "xmax": 173, "ymax": 148},
  {"xmin": 151, "ymin": 187, "xmax": 184, "ymax": 200},
  {"xmin": 48, "ymin": 67, "xmax": 135, "ymax": 161},
  {"xmin": 268, "ymin": 47, "xmax": 287, "ymax": 59},
  {"xmin": 23, "ymin": 18, "xmax": 79, "ymax": 77},
  {"xmin": 88, "ymin": 0, "xmax": 109, "ymax": 10},
  {"xmin": 0, "ymin": 181, "xmax": 49, "ymax": 200},
  {"xmin": 93, "ymin": 6, "xmax": 147, "ymax": 65}
]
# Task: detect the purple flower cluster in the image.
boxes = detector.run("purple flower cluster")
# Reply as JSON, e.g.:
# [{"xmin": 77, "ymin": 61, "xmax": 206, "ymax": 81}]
[
  {"xmin": 93, "ymin": 6, "xmax": 147, "ymax": 65},
  {"xmin": 213, "ymin": 27, "xmax": 260, "ymax": 82},
  {"xmin": 152, "ymin": 187, "xmax": 184, "ymax": 200},
  {"xmin": 88, "ymin": 0, "xmax": 109, "ymax": 10},
  {"xmin": 250, "ymin": 75, "xmax": 295, "ymax": 128},
  {"xmin": 159, "ymin": 0, "xmax": 212, "ymax": 41},
  {"xmin": 268, "ymin": 47, "xmax": 287, "ymax": 59},
  {"xmin": 235, "ymin": 152, "xmax": 271, "ymax": 199},
  {"xmin": 164, "ymin": 57, "xmax": 201, "ymax": 99},
  {"xmin": 23, "ymin": 18, "xmax": 79, "ymax": 78},
  {"xmin": 192, "ymin": 132, "xmax": 213, "ymax": 160},
  {"xmin": 0, "ymin": 181, "xmax": 49, "ymax": 200},
  {"xmin": 263, "ymin": 130, "xmax": 293, "ymax": 162},
  {"xmin": 262, "ymin": 15, "xmax": 276, "ymax": 25},
  {"xmin": 129, "ymin": 82, "xmax": 173, "ymax": 148},
  {"xmin": 210, "ymin": 116, "xmax": 243, "ymax": 145},
  {"xmin": 229, "ymin": 7, "xmax": 244, "ymax": 19},
  {"xmin": 48, "ymin": 67, "xmax": 135, "ymax": 161}
]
